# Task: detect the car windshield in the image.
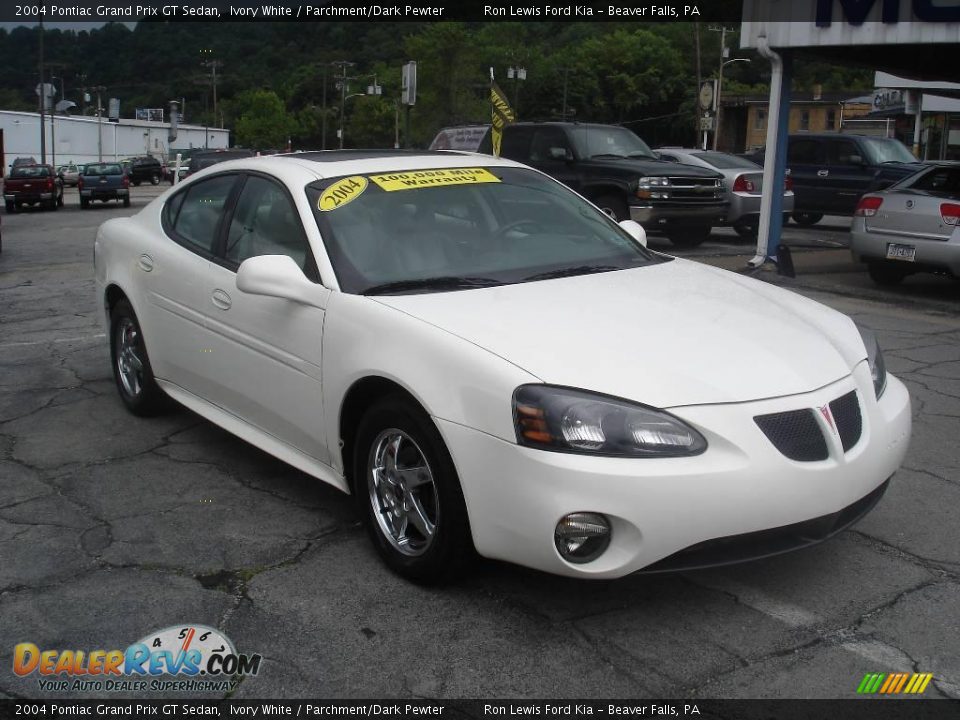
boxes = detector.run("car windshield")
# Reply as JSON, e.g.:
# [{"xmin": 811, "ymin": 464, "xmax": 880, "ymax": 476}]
[
  {"xmin": 308, "ymin": 166, "xmax": 665, "ymax": 295},
  {"xmin": 567, "ymin": 126, "xmax": 656, "ymax": 160},
  {"xmin": 690, "ymin": 151, "xmax": 760, "ymax": 170},
  {"xmin": 861, "ymin": 137, "xmax": 917, "ymax": 164},
  {"xmin": 10, "ymin": 166, "xmax": 49, "ymax": 178},
  {"xmin": 84, "ymin": 164, "xmax": 123, "ymax": 176}
]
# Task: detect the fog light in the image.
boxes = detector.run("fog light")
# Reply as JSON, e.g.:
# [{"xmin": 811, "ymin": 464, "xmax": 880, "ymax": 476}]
[{"xmin": 554, "ymin": 512, "xmax": 611, "ymax": 564}]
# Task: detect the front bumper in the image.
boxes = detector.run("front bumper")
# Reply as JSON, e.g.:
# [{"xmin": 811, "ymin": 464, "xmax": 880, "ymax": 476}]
[
  {"xmin": 440, "ymin": 365, "xmax": 910, "ymax": 579},
  {"xmin": 629, "ymin": 202, "xmax": 727, "ymax": 225},
  {"xmin": 850, "ymin": 219, "xmax": 960, "ymax": 276}
]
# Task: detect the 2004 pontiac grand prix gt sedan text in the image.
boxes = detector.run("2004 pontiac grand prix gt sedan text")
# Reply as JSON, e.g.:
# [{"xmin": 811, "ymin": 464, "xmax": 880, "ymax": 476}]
[{"xmin": 94, "ymin": 151, "xmax": 911, "ymax": 583}]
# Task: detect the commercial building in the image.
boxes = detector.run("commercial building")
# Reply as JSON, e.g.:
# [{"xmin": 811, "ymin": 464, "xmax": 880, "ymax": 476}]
[{"xmin": 0, "ymin": 110, "xmax": 230, "ymax": 175}]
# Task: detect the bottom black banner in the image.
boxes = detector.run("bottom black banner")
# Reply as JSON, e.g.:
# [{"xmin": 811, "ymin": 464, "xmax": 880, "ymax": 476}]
[{"xmin": 1, "ymin": 699, "xmax": 958, "ymax": 720}]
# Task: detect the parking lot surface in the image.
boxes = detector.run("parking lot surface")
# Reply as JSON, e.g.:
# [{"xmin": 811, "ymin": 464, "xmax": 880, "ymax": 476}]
[{"xmin": 1, "ymin": 187, "xmax": 958, "ymax": 700}]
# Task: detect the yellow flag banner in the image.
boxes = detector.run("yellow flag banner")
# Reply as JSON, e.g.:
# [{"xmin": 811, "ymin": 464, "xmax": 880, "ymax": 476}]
[{"xmin": 491, "ymin": 81, "xmax": 516, "ymax": 157}]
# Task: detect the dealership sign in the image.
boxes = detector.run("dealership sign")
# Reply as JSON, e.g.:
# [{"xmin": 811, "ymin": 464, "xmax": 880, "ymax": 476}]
[{"xmin": 741, "ymin": 0, "xmax": 960, "ymax": 49}]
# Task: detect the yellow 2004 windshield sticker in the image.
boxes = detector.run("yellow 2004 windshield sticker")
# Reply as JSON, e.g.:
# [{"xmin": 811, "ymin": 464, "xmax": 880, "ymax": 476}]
[
  {"xmin": 369, "ymin": 167, "xmax": 501, "ymax": 192},
  {"xmin": 318, "ymin": 176, "xmax": 368, "ymax": 212}
]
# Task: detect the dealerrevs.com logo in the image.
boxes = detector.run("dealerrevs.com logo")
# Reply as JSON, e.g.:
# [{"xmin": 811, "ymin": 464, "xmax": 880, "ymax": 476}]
[{"xmin": 13, "ymin": 624, "xmax": 262, "ymax": 693}]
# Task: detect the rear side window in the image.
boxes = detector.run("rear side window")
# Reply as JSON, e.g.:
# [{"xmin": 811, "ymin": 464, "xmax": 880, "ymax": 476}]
[
  {"xmin": 500, "ymin": 126, "xmax": 535, "ymax": 161},
  {"xmin": 909, "ymin": 167, "xmax": 960, "ymax": 196},
  {"xmin": 788, "ymin": 139, "xmax": 825, "ymax": 164},
  {"xmin": 170, "ymin": 175, "xmax": 237, "ymax": 253},
  {"xmin": 826, "ymin": 140, "xmax": 863, "ymax": 166}
]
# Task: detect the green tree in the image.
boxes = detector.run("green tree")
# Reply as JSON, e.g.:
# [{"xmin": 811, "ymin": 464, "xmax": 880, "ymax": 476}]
[{"xmin": 233, "ymin": 89, "xmax": 296, "ymax": 150}]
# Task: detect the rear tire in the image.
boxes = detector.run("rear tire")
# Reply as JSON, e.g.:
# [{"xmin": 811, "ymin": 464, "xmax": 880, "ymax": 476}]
[
  {"xmin": 791, "ymin": 211, "xmax": 823, "ymax": 227},
  {"xmin": 732, "ymin": 222, "xmax": 757, "ymax": 240},
  {"xmin": 666, "ymin": 223, "xmax": 712, "ymax": 248},
  {"xmin": 5, "ymin": 202, "xmax": 14, "ymax": 214},
  {"xmin": 132, "ymin": 179, "xmax": 141, "ymax": 187},
  {"xmin": 867, "ymin": 260, "xmax": 909, "ymax": 286},
  {"xmin": 123, "ymin": 196, "xmax": 131, "ymax": 208},
  {"xmin": 150, "ymin": 174, "xmax": 160, "ymax": 185},
  {"xmin": 80, "ymin": 198, "xmax": 89, "ymax": 209},
  {"xmin": 353, "ymin": 395, "xmax": 474, "ymax": 584},
  {"xmin": 110, "ymin": 299, "xmax": 168, "ymax": 416}
]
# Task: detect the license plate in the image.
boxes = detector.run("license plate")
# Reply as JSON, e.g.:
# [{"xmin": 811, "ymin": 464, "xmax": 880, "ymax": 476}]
[{"xmin": 886, "ymin": 243, "xmax": 916, "ymax": 262}]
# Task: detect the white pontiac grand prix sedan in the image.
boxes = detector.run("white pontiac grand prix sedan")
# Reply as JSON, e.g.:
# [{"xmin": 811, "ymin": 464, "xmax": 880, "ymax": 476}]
[{"xmin": 94, "ymin": 150, "xmax": 912, "ymax": 583}]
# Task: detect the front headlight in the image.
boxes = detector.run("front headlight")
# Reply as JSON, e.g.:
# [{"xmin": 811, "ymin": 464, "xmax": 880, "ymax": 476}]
[
  {"xmin": 858, "ymin": 326, "xmax": 887, "ymax": 399},
  {"xmin": 513, "ymin": 385, "xmax": 707, "ymax": 457}
]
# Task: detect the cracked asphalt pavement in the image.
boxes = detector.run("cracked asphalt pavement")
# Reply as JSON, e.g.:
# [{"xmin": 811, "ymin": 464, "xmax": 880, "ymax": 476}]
[{"xmin": 1, "ymin": 189, "xmax": 958, "ymax": 700}]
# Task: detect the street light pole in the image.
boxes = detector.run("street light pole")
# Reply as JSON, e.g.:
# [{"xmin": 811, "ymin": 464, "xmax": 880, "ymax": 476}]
[
  {"xmin": 714, "ymin": 58, "xmax": 750, "ymax": 152},
  {"xmin": 38, "ymin": 14, "xmax": 46, "ymax": 164},
  {"xmin": 708, "ymin": 26, "xmax": 737, "ymax": 151}
]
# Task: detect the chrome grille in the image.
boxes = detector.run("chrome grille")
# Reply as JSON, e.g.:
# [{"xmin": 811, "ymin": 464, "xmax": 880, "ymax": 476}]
[{"xmin": 667, "ymin": 177, "xmax": 723, "ymax": 200}]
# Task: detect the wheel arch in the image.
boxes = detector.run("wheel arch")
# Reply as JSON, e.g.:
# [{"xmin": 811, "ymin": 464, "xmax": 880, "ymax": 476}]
[{"xmin": 338, "ymin": 375, "xmax": 429, "ymax": 491}]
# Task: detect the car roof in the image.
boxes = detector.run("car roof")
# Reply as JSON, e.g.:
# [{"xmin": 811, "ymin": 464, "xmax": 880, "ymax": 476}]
[{"xmin": 178, "ymin": 150, "xmax": 525, "ymax": 185}]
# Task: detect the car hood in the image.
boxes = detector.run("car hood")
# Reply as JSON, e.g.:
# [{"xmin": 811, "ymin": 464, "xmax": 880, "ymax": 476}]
[
  {"xmin": 373, "ymin": 260, "xmax": 865, "ymax": 408},
  {"xmin": 583, "ymin": 157, "xmax": 722, "ymax": 179}
]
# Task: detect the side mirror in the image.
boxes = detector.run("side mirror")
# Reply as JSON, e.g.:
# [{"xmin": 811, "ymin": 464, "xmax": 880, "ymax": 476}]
[
  {"xmin": 619, "ymin": 219, "xmax": 647, "ymax": 247},
  {"xmin": 236, "ymin": 255, "xmax": 324, "ymax": 308}
]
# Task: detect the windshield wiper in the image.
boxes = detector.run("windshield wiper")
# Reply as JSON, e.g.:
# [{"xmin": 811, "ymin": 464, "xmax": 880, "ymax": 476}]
[
  {"xmin": 627, "ymin": 151, "xmax": 656, "ymax": 159},
  {"xmin": 522, "ymin": 265, "xmax": 621, "ymax": 282},
  {"xmin": 362, "ymin": 276, "xmax": 503, "ymax": 295},
  {"xmin": 591, "ymin": 153, "xmax": 628, "ymax": 159}
]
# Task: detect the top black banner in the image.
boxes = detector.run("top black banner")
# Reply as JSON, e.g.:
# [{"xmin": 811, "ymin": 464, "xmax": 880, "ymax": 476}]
[{"xmin": 4, "ymin": 0, "xmax": 747, "ymax": 24}]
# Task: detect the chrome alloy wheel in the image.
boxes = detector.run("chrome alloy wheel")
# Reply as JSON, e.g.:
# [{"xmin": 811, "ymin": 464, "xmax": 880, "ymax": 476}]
[
  {"xmin": 367, "ymin": 429, "xmax": 439, "ymax": 557},
  {"xmin": 115, "ymin": 317, "xmax": 145, "ymax": 398}
]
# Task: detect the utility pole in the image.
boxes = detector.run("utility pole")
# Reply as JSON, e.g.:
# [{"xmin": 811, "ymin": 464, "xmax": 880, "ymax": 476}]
[
  {"xmin": 38, "ymin": 14, "xmax": 46, "ymax": 164},
  {"xmin": 561, "ymin": 67, "xmax": 570, "ymax": 121},
  {"xmin": 331, "ymin": 60, "xmax": 355, "ymax": 150},
  {"xmin": 201, "ymin": 51, "xmax": 223, "ymax": 127},
  {"xmin": 91, "ymin": 85, "xmax": 106, "ymax": 161},
  {"xmin": 321, "ymin": 65, "xmax": 328, "ymax": 150},
  {"xmin": 694, "ymin": 22, "xmax": 702, "ymax": 147}
]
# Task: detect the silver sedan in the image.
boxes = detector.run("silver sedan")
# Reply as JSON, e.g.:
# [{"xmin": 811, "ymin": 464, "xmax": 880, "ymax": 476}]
[
  {"xmin": 656, "ymin": 148, "xmax": 795, "ymax": 237},
  {"xmin": 851, "ymin": 162, "xmax": 960, "ymax": 285}
]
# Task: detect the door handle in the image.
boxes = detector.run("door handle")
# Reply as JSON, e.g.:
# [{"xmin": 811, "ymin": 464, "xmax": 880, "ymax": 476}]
[
  {"xmin": 817, "ymin": 169, "xmax": 829, "ymax": 177},
  {"xmin": 211, "ymin": 289, "xmax": 232, "ymax": 310},
  {"xmin": 137, "ymin": 254, "xmax": 154, "ymax": 272}
]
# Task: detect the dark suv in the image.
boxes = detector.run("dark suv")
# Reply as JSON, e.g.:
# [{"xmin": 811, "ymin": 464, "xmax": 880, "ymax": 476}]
[
  {"xmin": 126, "ymin": 156, "xmax": 164, "ymax": 186},
  {"xmin": 432, "ymin": 123, "xmax": 727, "ymax": 247},
  {"xmin": 745, "ymin": 134, "xmax": 923, "ymax": 226}
]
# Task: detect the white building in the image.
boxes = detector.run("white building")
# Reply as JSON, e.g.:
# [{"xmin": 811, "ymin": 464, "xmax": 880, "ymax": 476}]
[{"xmin": 1, "ymin": 110, "xmax": 230, "ymax": 173}]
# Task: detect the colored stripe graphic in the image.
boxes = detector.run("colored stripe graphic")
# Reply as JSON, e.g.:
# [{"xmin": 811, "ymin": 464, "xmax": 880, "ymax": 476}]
[{"xmin": 857, "ymin": 672, "xmax": 934, "ymax": 694}]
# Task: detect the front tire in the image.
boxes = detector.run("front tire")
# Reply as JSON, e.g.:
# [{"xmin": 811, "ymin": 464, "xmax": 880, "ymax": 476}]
[
  {"xmin": 109, "ymin": 299, "xmax": 168, "ymax": 416},
  {"xmin": 6, "ymin": 201, "xmax": 15, "ymax": 214},
  {"xmin": 123, "ymin": 196, "xmax": 131, "ymax": 208},
  {"xmin": 150, "ymin": 174, "xmax": 160, "ymax": 185},
  {"xmin": 80, "ymin": 198, "xmax": 89, "ymax": 209},
  {"xmin": 593, "ymin": 194, "xmax": 628, "ymax": 222},
  {"xmin": 666, "ymin": 222, "xmax": 712, "ymax": 248},
  {"xmin": 353, "ymin": 396, "xmax": 474, "ymax": 584}
]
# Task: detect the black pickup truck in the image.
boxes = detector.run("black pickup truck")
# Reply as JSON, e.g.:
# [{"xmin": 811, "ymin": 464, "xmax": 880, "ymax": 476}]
[{"xmin": 431, "ymin": 122, "xmax": 727, "ymax": 247}]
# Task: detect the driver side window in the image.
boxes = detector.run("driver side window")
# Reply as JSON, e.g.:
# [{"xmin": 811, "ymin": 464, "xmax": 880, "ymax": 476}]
[{"xmin": 225, "ymin": 175, "xmax": 311, "ymax": 272}]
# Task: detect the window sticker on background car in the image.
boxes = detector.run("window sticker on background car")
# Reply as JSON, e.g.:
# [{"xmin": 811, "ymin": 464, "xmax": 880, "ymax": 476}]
[
  {"xmin": 317, "ymin": 176, "xmax": 369, "ymax": 212},
  {"xmin": 368, "ymin": 167, "xmax": 501, "ymax": 192}
]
